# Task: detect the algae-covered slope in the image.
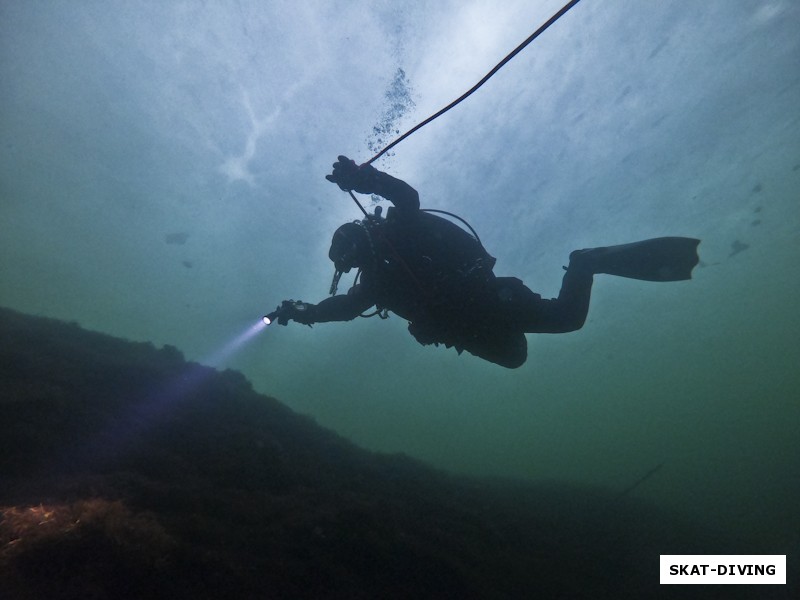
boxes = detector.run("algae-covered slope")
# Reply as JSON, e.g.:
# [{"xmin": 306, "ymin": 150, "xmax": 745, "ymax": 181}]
[{"xmin": 0, "ymin": 308, "xmax": 784, "ymax": 599}]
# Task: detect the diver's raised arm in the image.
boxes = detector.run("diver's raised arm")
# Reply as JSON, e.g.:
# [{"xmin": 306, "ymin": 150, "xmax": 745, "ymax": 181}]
[{"xmin": 325, "ymin": 155, "xmax": 419, "ymax": 213}]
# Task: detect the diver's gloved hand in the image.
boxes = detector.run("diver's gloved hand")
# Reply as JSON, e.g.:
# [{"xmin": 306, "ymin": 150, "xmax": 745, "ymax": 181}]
[
  {"xmin": 271, "ymin": 300, "xmax": 315, "ymax": 326},
  {"xmin": 325, "ymin": 155, "xmax": 379, "ymax": 194}
]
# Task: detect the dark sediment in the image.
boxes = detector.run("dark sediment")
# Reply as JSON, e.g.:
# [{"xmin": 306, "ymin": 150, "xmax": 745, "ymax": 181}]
[{"xmin": 0, "ymin": 308, "xmax": 786, "ymax": 599}]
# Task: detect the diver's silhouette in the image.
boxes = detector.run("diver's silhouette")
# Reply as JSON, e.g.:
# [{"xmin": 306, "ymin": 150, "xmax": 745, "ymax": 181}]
[{"xmin": 268, "ymin": 156, "xmax": 700, "ymax": 368}]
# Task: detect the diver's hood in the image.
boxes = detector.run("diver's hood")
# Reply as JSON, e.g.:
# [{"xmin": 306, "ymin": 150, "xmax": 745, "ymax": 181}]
[{"xmin": 328, "ymin": 221, "xmax": 368, "ymax": 273}]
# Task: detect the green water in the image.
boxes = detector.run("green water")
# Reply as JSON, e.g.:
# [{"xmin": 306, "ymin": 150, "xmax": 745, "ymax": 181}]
[{"xmin": 1, "ymin": 0, "xmax": 798, "ymax": 554}]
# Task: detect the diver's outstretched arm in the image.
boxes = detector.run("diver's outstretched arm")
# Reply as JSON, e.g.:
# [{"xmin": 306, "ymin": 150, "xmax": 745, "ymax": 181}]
[
  {"xmin": 309, "ymin": 290, "xmax": 375, "ymax": 323},
  {"xmin": 271, "ymin": 285, "xmax": 375, "ymax": 326},
  {"xmin": 325, "ymin": 155, "xmax": 420, "ymax": 213}
]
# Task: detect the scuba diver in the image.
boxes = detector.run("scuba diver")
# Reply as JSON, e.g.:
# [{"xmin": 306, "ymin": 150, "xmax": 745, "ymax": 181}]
[{"xmin": 266, "ymin": 156, "xmax": 700, "ymax": 368}]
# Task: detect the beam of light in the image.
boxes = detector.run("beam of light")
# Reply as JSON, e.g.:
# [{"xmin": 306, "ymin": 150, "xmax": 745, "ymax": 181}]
[{"xmin": 203, "ymin": 318, "xmax": 268, "ymax": 368}]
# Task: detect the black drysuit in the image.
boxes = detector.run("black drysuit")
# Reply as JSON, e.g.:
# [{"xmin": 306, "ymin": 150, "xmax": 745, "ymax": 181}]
[{"xmin": 306, "ymin": 172, "xmax": 593, "ymax": 368}]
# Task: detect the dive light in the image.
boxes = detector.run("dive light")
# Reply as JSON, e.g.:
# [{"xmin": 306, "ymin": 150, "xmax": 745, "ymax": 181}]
[{"xmin": 262, "ymin": 300, "xmax": 307, "ymax": 326}]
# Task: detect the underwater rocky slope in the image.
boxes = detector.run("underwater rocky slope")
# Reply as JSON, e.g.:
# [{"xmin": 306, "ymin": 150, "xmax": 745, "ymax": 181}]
[{"xmin": 0, "ymin": 307, "xmax": 787, "ymax": 599}]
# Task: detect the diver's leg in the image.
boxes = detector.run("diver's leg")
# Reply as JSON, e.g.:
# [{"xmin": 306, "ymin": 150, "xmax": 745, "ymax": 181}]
[
  {"xmin": 494, "ymin": 269, "xmax": 594, "ymax": 334},
  {"xmin": 529, "ymin": 267, "xmax": 593, "ymax": 333}
]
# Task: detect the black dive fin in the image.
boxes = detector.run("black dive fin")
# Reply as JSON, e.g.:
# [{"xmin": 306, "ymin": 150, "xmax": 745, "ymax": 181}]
[{"xmin": 573, "ymin": 237, "xmax": 700, "ymax": 282}]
